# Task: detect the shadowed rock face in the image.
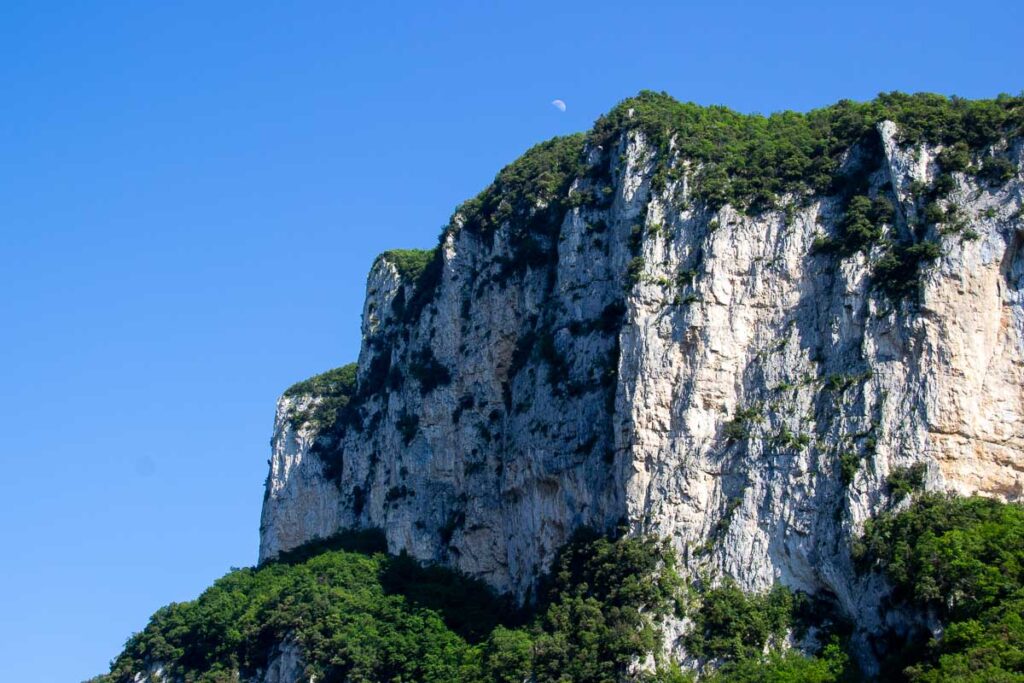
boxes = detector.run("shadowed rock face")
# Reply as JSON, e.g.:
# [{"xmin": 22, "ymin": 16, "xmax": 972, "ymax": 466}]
[{"xmin": 260, "ymin": 95, "xmax": 1024, "ymax": 661}]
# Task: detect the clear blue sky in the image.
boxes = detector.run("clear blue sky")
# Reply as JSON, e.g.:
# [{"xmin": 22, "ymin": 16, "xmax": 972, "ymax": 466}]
[{"xmin": 0, "ymin": 1, "xmax": 1019, "ymax": 680}]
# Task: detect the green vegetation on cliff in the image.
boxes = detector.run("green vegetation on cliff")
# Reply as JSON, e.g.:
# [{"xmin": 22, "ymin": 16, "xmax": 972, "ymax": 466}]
[
  {"xmin": 379, "ymin": 249, "xmax": 436, "ymax": 282},
  {"xmin": 456, "ymin": 90, "xmax": 1022, "ymax": 241},
  {"xmin": 590, "ymin": 90, "xmax": 1022, "ymax": 212},
  {"xmin": 383, "ymin": 90, "xmax": 1020, "ymax": 316},
  {"xmin": 856, "ymin": 495, "xmax": 1024, "ymax": 619},
  {"xmin": 284, "ymin": 364, "xmax": 358, "ymax": 400},
  {"xmin": 855, "ymin": 494, "xmax": 1024, "ymax": 681},
  {"xmin": 283, "ymin": 363, "xmax": 358, "ymax": 435},
  {"xmin": 682, "ymin": 580, "xmax": 795, "ymax": 662},
  {"xmin": 99, "ymin": 491, "xmax": 1024, "ymax": 682},
  {"xmin": 97, "ymin": 531, "xmax": 861, "ymax": 683},
  {"xmin": 458, "ymin": 133, "xmax": 587, "ymax": 240},
  {"xmin": 362, "ymin": 91, "xmax": 1021, "ymax": 329},
  {"xmin": 98, "ymin": 532, "xmax": 686, "ymax": 683},
  {"xmin": 590, "ymin": 90, "xmax": 1020, "ymax": 299}
]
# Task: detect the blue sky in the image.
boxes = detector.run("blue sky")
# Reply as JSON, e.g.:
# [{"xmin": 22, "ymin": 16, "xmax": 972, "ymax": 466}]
[{"xmin": 0, "ymin": 1, "xmax": 1019, "ymax": 680}]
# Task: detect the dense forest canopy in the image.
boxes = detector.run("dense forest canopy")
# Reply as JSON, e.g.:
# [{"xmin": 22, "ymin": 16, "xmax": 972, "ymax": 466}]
[{"xmin": 96, "ymin": 495, "xmax": 1024, "ymax": 682}]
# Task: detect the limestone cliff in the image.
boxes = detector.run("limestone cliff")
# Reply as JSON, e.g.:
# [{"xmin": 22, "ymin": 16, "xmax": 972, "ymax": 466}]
[{"xmin": 258, "ymin": 91, "xmax": 1024, "ymax": 664}]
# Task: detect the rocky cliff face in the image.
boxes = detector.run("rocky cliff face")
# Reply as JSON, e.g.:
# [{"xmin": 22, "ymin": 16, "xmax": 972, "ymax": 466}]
[
  {"xmin": 127, "ymin": 641, "xmax": 306, "ymax": 683},
  {"xmin": 259, "ymin": 394, "xmax": 343, "ymax": 561},
  {"xmin": 259, "ymin": 92, "xmax": 1024, "ymax": 663}
]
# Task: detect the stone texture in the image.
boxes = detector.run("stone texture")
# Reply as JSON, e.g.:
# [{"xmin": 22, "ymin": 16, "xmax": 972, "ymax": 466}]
[
  {"xmin": 257, "ymin": 640, "xmax": 306, "ymax": 683},
  {"xmin": 259, "ymin": 395, "xmax": 343, "ymax": 562}
]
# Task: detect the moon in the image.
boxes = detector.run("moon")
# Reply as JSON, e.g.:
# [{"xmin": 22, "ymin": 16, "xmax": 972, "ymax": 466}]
[{"xmin": 551, "ymin": 99, "xmax": 567, "ymax": 112}]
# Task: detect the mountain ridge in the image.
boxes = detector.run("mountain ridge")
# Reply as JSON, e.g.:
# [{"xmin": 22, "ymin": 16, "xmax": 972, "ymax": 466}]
[{"xmin": 99, "ymin": 90, "xmax": 1024, "ymax": 682}]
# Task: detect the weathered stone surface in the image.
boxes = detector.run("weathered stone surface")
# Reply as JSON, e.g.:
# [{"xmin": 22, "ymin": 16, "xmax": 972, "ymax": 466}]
[{"xmin": 259, "ymin": 395, "xmax": 343, "ymax": 562}]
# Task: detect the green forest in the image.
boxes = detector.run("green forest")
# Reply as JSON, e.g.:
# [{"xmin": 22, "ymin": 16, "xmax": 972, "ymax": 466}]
[{"xmin": 96, "ymin": 495, "xmax": 1023, "ymax": 683}]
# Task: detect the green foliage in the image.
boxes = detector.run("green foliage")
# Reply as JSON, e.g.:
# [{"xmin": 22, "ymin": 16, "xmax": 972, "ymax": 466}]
[
  {"xmin": 923, "ymin": 201, "xmax": 946, "ymax": 224},
  {"xmin": 868, "ymin": 92, "xmax": 1024, "ymax": 147},
  {"xmin": 839, "ymin": 451, "xmax": 862, "ymax": 487},
  {"xmin": 722, "ymin": 420, "xmax": 749, "ymax": 441},
  {"xmin": 460, "ymin": 134, "xmax": 586, "ymax": 283},
  {"xmin": 100, "ymin": 531, "xmax": 684, "ymax": 683},
  {"xmin": 870, "ymin": 196, "xmax": 896, "ymax": 225},
  {"xmin": 723, "ymin": 405, "xmax": 762, "ymax": 442},
  {"xmin": 284, "ymin": 363, "xmax": 357, "ymax": 400},
  {"xmin": 395, "ymin": 244, "xmax": 445, "ymax": 323},
  {"xmin": 676, "ymin": 268, "xmax": 697, "ymax": 289},
  {"xmin": 477, "ymin": 627, "xmax": 534, "ymax": 683},
  {"xmin": 683, "ymin": 579, "xmax": 794, "ymax": 661},
  {"xmin": 854, "ymin": 494, "xmax": 1024, "ymax": 619},
  {"xmin": 674, "ymin": 581, "xmax": 856, "ymax": 680},
  {"xmin": 706, "ymin": 639, "xmax": 850, "ymax": 683},
  {"xmin": 978, "ymin": 156, "xmax": 1017, "ymax": 185},
  {"xmin": 936, "ymin": 142, "xmax": 971, "ymax": 173},
  {"xmin": 772, "ymin": 424, "xmax": 811, "ymax": 451},
  {"xmin": 529, "ymin": 531, "xmax": 683, "ymax": 682},
  {"xmin": 886, "ymin": 463, "xmax": 927, "ymax": 501},
  {"xmin": 823, "ymin": 369, "xmax": 872, "ymax": 393},
  {"xmin": 380, "ymin": 248, "xmax": 436, "ymax": 281},
  {"xmin": 627, "ymin": 256, "xmax": 646, "ymax": 286},
  {"xmin": 835, "ymin": 195, "xmax": 886, "ymax": 255},
  {"xmin": 932, "ymin": 172, "xmax": 956, "ymax": 197},
  {"xmin": 461, "ymin": 134, "xmax": 586, "ymax": 234},
  {"xmin": 903, "ymin": 238, "xmax": 942, "ymax": 261},
  {"xmin": 283, "ymin": 363, "xmax": 358, "ymax": 445},
  {"xmin": 101, "ymin": 531, "xmax": 515, "ymax": 683},
  {"xmin": 588, "ymin": 90, "xmax": 1023, "ymax": 212},
  {"xmin": 812, "ymin": 187, "xmax": 949, "ymax": 301},
  {"xmin": 853, "ymin": 494, "xmax": 1024, "ymax": 681},
  {"xmin": 873, "ymin": 239, "xmax": 943, "ymax": 298},
  {"xmin": 903, "ymin": 594, "xmax": 1024, "ymax": 683}
]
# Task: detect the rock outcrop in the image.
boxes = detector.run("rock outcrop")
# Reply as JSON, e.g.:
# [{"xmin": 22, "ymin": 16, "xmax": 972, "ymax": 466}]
[
  {"xmin": 124, "ymin": 640, "xmax": 305, "ymax": 683},
  {"xmin": 259, "ymin": 394, "xmax": 343, "ymax": 561},
  {"xmin": 259, "ymin": 92, "xmax": 1024, "ymax": 663}
]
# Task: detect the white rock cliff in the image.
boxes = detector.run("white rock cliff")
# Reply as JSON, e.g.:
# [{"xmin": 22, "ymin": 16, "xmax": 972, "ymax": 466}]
[{"xmin": 259, "ymin": 114, "xmax": 1023, "ymax": 665}]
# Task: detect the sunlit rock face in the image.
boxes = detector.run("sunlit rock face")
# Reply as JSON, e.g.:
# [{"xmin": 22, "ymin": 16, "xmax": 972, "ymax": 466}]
[
  {"xmin": 259, "ymin": 394, "xmax": 343, "ymax": 561},
  {"xmin": 260, "ymin": 102, "xmax": 1023, "ymax": 662}
]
